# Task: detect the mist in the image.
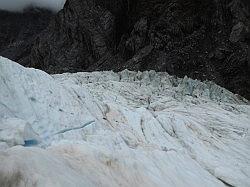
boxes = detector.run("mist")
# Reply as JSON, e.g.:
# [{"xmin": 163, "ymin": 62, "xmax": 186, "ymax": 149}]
[{"xmin": 0, "ymin": 0, "xmax": 66, "ymax": 12}]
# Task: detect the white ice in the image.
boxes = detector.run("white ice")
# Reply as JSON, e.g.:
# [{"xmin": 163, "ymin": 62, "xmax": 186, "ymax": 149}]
[{"xmin": 0, "ymin": 56, "xmax": 249, "ymax": 187}]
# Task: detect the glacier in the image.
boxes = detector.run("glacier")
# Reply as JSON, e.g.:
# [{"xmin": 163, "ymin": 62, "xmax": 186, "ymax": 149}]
[{"xmin": 0, "ymin": 56, "xmax": 250, "ymax": 187}]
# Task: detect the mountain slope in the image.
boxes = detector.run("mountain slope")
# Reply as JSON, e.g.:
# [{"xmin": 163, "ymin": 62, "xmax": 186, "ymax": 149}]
[
  {"xmin": 0, "ymin": 56, "xmax": 249, "ymax": 187},
  {"xmin": 0, "ymin": 8, "xmax": 54, "ymax": 66},
  {"xmin": 0, "ymin": 0, "xmax": 249, "ymax": 99},
  {"xmin": 22, "ymin": 0, "xmax": 250, "ymax": 100}
]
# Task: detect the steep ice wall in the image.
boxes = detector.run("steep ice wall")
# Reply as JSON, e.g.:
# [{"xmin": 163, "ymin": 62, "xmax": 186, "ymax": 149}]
[{"xmin": 0, "ymin": 56, "xmax": 250, "ymax": 187}]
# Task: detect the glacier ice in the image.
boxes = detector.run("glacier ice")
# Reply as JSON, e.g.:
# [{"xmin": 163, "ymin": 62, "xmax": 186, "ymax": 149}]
[
  {"xmin": 0, "ymin": 56, "xmax": 250, "ymax": 187},
  {"xmin": 0, "ymin": 118, "xmax": 41, "ymax": 147}
]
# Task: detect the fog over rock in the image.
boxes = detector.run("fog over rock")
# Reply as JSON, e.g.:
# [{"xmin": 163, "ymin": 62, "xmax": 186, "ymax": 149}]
[{"xmin": 0, "ymin": 0, "xmax": 66, "ymax": 12}]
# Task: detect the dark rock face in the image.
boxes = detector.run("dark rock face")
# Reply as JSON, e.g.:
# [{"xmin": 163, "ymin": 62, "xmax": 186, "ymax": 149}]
[
  {"xmin": 0, "ymin": 0, "xmax": 250, "ymax": 99},
  {"xmin": 0, "ymin": 8, "xmax": 54, "ymax": 66},
  {"xmin": 29, "ymin": 0, "xmax": 115, "ymax": 72}
]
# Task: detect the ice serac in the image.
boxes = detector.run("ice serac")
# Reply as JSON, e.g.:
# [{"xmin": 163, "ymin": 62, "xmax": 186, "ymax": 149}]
[{"xmin": 0, "ymin": 56, "xmax": 250, "ymax": 187}]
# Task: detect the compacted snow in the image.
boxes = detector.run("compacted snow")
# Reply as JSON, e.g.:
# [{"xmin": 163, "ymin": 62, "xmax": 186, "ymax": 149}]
[{"xmin": 0, "ymin": 56, "xmax": 250, "ymax": 187}]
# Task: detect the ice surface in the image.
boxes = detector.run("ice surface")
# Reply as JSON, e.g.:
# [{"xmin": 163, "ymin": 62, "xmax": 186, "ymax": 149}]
[
  {"xmin": 0, "ymin": 56, "xmax": 249, "ymax": 187},
  {"xmin": 0, "ymin": 118, "xmax": 41, "ymax": 147}
]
